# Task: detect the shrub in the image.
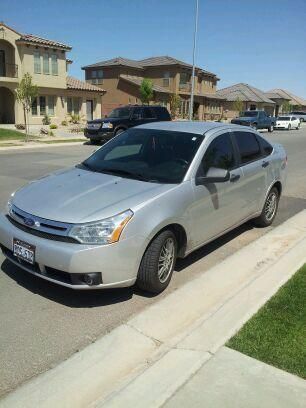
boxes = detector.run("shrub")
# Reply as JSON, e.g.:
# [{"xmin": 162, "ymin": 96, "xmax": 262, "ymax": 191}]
[
  {"xmin": 49, "ymin": 130, "xmax": 55, "ymax": 137},
  {"xmin": 15, "ymin": 124, "xmax": 26, "ymax": 130},
  {"xmin": 42, "ymin": 114, "xmax": 51, "ymax": 125},
  {"xmin": 61, "ymin": 120, "xmax": 68, "ymax": 126},
  {"xmin": 70, "ymin": 114, "xmax": 82, "ymax": 124},
  {"xmin": 49, "ymin": 124, "xmax": 58, "ymax": 129}
]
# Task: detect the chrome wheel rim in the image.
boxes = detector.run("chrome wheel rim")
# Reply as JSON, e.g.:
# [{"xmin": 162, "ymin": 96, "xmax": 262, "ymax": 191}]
[
  {"xmin": 265, "ymin": 192, "xmax": 277, "ymax": 221},
  {"xmin": 158, "ymin": 237, "xmax": 175, "ymax": 283}
]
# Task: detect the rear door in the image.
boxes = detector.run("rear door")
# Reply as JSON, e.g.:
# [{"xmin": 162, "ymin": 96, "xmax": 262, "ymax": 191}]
[{"xmin": 232, "ymin": 130, "xmax": 268, "ymax": 216}]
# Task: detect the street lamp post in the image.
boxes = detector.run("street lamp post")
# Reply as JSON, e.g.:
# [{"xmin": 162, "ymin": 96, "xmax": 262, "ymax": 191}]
[{"xmin": 189, "ymin": 0, "xmax": 199, "ymax": 121}]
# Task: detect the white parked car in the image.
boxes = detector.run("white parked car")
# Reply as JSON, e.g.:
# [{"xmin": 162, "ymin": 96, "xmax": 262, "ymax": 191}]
[{"xmin": 274, "ymin": 115, "xmax": 300, "ymax": 130}]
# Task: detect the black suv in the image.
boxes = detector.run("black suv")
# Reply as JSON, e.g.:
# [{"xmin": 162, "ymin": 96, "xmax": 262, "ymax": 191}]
[{"xmin": 84, "ymin": 105, "xmax": 171, "ymax": 143}]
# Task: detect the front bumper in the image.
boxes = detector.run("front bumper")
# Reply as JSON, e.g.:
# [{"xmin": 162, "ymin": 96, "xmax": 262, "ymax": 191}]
[
  {"xmin": 84, "ymin": 129, "xmax": 114, "ymax": 140},
  {"xmin": 0, "ymin": 213, "xmax": 147, "ymax": 290}
]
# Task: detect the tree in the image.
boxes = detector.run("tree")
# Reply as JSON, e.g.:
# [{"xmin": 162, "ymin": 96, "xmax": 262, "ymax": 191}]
[
  {"xmin": 15, "ymin": 73, "xmax": 38, "ymax": 141},
  {"xmin": 233, "ymin": 97, "xmax": 244, "ymax": 115},
  {"xmin": 140, "ymin": 78, "xmax": 153, "ymax": 105},
  {"xmin": 169, "ymin": 93, "xmax": 181, "ymax": 118}
]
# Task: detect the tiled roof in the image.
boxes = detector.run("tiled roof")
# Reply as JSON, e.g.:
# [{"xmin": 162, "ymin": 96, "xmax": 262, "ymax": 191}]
[
  {"xmin": 119, "ymin": 75, "xmax": 169, "ymax": 93},
  {"xmin": 264, "ymin": 92, "xmax": 288, "ymax": 100},
  {"xmin": 119, "ymin": 75, "xmax": 225, "ymax": 99},
  {"xmin": 82, "ymin": 55, "xmax": 219, "ymax": 78},
  {"xmin": 267, "ymin": 89, "xmax": 306, "ymax": 106},
  {"xmin": 16, "ymin": 34, "xmax": 72, "ymax": 50},
  {"xmin": 83, "ymin": 57, "xmax": 143, "ymax": 70},
  {"xmin": 216, "ymin": 83, "xmax": 275, "ymax": 104},
  {"xmin": 66, "ymin": 76, "xmax": 105, "ymax": 93}
]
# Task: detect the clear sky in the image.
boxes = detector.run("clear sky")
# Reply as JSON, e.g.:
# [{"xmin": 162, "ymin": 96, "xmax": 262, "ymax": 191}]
[{"xmin": 1, "ymin": 0, "xmax": 306, "ymax": 97}]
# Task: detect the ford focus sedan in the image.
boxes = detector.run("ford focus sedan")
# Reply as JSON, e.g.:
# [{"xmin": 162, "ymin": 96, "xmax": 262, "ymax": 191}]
[
  {"xmin": 274, "ymin": 115, "xmax": 300, "ymax": 130},
  {"xmin": 0, "ymin": 122, "xmax": 287, "ymax": 293}
]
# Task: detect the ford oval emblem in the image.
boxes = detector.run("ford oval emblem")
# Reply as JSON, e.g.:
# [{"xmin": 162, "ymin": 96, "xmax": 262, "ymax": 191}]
[{"xmin": 24, "ymin": 217, "xmax": 35, "ymax": 227}]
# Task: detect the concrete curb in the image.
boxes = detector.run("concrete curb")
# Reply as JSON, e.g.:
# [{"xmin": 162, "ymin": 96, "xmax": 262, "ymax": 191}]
[
  {"xmin": 0, "ymin": 141, "xmax": 86, "ymax": 152},
  {"xmin": 1, "ymin": 211, "xmax": 306, "ymax": 408}
]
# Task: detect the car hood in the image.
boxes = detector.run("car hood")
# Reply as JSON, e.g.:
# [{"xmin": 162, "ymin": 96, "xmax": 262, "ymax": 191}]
[{"xmin": 12, "ymin": 167, "xmax": 175, "ymax": 223}]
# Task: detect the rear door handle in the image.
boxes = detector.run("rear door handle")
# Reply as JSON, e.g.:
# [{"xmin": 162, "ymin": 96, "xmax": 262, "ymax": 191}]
[
  {"xmin": 262, "ymin": 161, "xmax": 270, "ymax": 168},
  {"xmin": 230, "ymin": 174, "xmax": 240, "ymax": 182}
]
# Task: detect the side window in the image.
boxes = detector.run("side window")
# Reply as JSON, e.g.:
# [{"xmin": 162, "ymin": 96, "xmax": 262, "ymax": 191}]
[
  {"xmin": 132, "ymin": 107, "xmax": 143, "ymax": 120},
  {"xmin": 234, "ymin": 131, "xmax": 262, "ymax": 164},
  {"xmin": 199, "ymin": 133, "xmax": 235, "ymax": 176},
  {"xmin": 143, "ymin": 108, "xmax": 156, "ymax": 119},
  {"xmin": 257, "ymin": 135, "xmax": 273, "ymax": 156},
  {"xmin": 292, "ymin": 117, "xmax": 296, "ymax": 121}
]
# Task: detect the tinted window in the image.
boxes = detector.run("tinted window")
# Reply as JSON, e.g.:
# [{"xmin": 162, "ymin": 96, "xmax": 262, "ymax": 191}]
[
  {"xmin": 257, "ymin": 135, "xmax": 273, "ymax": 156},
  {"xmin": 143, "ymin": 108, "xmax": 156, "ymax": 119},
  {"xmin": 107, "ymin": 108, "xmax": 131, "ymax": 119},
  {"xmin": 199, "ymin": 133, "xmax": 235, "ymax": 176},
  {"xmin": 277, "ymin": 116, "xmax": 290, "ymax": 121},
  {"xmin": 155, "ymin": 107, "xmax": 171, "ymax": 120},
  {"xmin": 241, "ymin": 111, "xmax": 258, "ymax": 117},
  {"xmin": 235, "ymin": 131, "xmax": 262, "ymax": 164},
  {"xmin": 82, "ymin": 128, "xmax": 204, "ymax": 184}
]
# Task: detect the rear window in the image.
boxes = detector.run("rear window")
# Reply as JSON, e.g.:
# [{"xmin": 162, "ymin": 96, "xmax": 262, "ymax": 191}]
[
  {"xmin": 277, "ymin": 116, "xmax": 290, "ymax": 121},
  {"xmin": 234, "ymin": 131, "xmax": 262, "ymax": 164},
  {"xmin": 153, "ymin": 107, "xmax": 171, "ymax": 120},
  {"xmin": 257, "ymin": 135, "xmax": 273, "ymax": 156}
]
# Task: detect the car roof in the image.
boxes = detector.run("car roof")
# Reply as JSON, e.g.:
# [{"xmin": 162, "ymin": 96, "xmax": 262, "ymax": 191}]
[
  {"xmin": 116, "ymin": 105, "xmax": 166, "ymax": 109},
  {"xmin": 136, "ymin": 120, "xmax": 237, "ymax": 135}
]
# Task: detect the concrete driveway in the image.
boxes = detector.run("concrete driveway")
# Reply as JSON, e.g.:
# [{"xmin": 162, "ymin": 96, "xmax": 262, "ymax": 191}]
[{"xmin": 0, "ymin": 127, "xmax": 306, "ymax": 397}]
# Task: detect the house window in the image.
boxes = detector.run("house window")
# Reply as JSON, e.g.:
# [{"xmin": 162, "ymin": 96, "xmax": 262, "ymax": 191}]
[
  {"xmin": 180, "ymin": 72, "xmax": 189, "ymax": 84},
  {"xmin": 31, "ymin": 98, "xmax": 38, "ymax": 115},
  {"xmin": 48, "ymin": 96, "xmax": 55, "ymax": 116},
  {"xmin": 67, "ymin": 97, "xmax": 81, "ymax": 115},
  {"xmin": 39, "ymin": 96, "xmax": 46, "ymax": 116},
  {"xmin": 34, "ymin": 51, "xmax": 41, "ymax": 74},
  {"xmin": 163, "ymin": 72, "xmax": 170, "ymax": 87},
  {"xmin": 51, "ymin": 54, "xmax": 58, "ymax": 75},
  {"xmin": 91, "ymin": 70, "xmax": 103, "ymax": 84},
  {"xmin": 43, "ymin": 53, "xmax": 49, "ymax": 74}
]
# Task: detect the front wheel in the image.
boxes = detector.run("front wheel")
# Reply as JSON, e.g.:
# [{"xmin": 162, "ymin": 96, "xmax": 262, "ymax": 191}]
[
  {"xmin": 268, "ymin": 124, "xmax": 274, "ymax": 132},
  {"xmin": 251, "ymin": 123, "xmax": 257, "ymax": 130},
  {"xmin": 137, "ymin": 230, "xmax": 177, "ymax": 294},
  {"xmin": 253, "ymin": 187, "xmax": 279, "ymax": 227},
  {"xmin": 288, "ymin": 124, "xmax": 291, "ymax": 130}
]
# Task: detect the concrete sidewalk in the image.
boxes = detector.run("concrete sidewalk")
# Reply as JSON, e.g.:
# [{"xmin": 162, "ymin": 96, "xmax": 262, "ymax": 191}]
[{"xmin": 1, "ymin": 211, "xmax": 306, "ymax": 408}]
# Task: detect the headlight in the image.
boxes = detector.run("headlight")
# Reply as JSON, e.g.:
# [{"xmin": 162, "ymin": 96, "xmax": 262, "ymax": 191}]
[
  {"xmin": 68, "ymin": 209, "xmax": 133, "ymax": 244},
  {"xmin": 102, "ymin": 122, "xmax": 113, "ymax": 129}
]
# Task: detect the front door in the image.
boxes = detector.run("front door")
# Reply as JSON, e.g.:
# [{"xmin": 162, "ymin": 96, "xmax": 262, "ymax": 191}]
[
  {"xmin": 86, "ymin": 100, "xmax": 93, "ymax": 121},
  {"xmin": 190, "ymin": 131, "xmax": 244, "ymax": 247},
  {"xmin": 0, "ymin": 50, "xmax": 5, "ymax": 77}
]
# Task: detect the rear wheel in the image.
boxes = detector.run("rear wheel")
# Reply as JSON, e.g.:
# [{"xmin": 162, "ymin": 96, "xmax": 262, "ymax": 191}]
[
  {"xmin": 268, "ymin": 124, "xmax": 274, "ymax": 132},
  {"xmin": 115, "ymin": 128, "xmax": 125, "ymax": 137},
  {"xmin": 253, "ymin": 187, "xmax": 279, "ymax": 227},
  {"xmin": 137, "ymin": 230, "xmax": 177, "ymax": 294}
]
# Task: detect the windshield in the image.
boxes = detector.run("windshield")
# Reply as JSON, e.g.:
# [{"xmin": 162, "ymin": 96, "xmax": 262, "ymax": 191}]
[
  {"xmin": 240, "ymin": 111, "xmax": 258, "ymax": 117},
  {"xmin": 81, "ymin": 128, "xmax": 204, "ymax": 184},
  {"xmin": 277, "ymin": 116, "xmax": 290, "ymax": 121},
  {"xmin": 107, "ymin": 108, "xmax": 131, "ymax": 119}
]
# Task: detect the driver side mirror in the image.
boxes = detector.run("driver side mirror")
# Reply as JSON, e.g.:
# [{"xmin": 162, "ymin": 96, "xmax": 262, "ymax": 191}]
[{"xmin": 196, "ymin": 167, "xmax": 230, "ymax": 185}]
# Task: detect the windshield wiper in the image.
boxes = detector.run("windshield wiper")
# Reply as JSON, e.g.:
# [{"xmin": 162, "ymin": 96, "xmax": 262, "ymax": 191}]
[{"xmin": 98, "ymin": 168, "xmax": 150, "ymax": 181}]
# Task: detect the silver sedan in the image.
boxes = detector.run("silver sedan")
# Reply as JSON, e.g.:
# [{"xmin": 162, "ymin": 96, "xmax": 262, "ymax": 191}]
[{"xmin": 0, "ymin": 121, "xmax": 287, "ymax": 293}]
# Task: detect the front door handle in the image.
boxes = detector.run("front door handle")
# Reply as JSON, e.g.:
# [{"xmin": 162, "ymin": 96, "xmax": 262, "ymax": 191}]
[
  {"xmin": 230, "ymin": 174, "xmax": 240, "ymax": 182},
  {"xmin": 262, "ymin": 161, "xmax": 270, "ymax": 168}
]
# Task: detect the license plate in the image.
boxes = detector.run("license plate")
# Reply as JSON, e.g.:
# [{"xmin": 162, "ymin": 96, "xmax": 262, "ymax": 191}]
[{"xmin": 13, "ymin": 239, "xmax": 35, "ymax": 265}]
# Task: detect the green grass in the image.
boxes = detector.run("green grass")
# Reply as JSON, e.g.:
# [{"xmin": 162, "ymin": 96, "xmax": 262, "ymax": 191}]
[
  {"xmin": 227, "ymin": 265, "xmax": 306, "ymax": 378},
  {"xmin": 0, "ymin": 128, "xmax": 26, "ymax": 140}
]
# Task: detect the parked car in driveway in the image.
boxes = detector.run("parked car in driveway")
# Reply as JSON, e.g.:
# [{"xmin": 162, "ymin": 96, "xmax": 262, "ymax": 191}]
[
  {"xmin": 231, "ymin": 110, "xmax": 276, "ymax": 132},
  {"xmin": 289, "ymin": 111, "xmax": 306, "ymax": 122},
  {"xmin": 0, "ymin": 122, "xmax": 287, "ymax": 294},
  {"xmin": 274, "ymin": 115, "xmax": 300, "ymax": 130},
  {"xmin": 84, "ymin": 105, "xmax": 171, "ymax": 144}
]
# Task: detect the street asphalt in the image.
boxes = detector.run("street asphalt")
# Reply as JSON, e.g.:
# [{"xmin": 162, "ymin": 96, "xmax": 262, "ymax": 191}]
[{"xmin": 0, "ymin": 127, "xmax": 305, "ymax": 397}]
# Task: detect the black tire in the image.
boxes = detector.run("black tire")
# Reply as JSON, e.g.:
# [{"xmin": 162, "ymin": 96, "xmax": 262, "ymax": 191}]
[
  {"xmin": 89, "ymin": 139, "xmax": 101, "ymax": 145},
  {"xmin": 296, "ymin": 123, "xmax": 300, "ymax": 130},
  {"xmin": 253, "ymin": 187, "xmax": 279, "ymax": 227},
  {"xmin": 288, "ymin": 124, "xmax": 291, "ymax": 131},
  {"xmin": 268, "ymin": 123, "xmax": 274, "ymax": 132},
  {"xmin": 137, "ymin": 230, "xmax": 177, "ymax": 294},
  {"xmin": 115, "ymin": 128, "xmax": 125, "ymax": 137}
]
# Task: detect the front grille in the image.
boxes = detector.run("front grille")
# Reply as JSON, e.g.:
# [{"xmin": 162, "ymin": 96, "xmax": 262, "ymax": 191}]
[{"xmin": 6, "ymin": 215, "xmax": 78, "ymax": 243}]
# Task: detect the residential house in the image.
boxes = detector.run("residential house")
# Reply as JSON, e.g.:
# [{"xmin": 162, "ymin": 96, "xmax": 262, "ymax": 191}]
[
  {"xmin": 215, "ymin": 83, "xmax": 281, "ymax": 119},
  {"xmin": 0, "ymin": 23, "xmax": 105, "ymax": 125},
  {"xmin": 266, "ymin": 89, "xmax": 306, "ymax": 112},
  {"xmin": 82, "ymin": 56, "xmax": 225, "ymax": 120}
]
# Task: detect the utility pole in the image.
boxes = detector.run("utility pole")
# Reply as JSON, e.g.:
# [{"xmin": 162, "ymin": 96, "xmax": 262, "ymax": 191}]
[{"xmin": 189, "ymin": 0, "xmax": 199, "ymax": 121}]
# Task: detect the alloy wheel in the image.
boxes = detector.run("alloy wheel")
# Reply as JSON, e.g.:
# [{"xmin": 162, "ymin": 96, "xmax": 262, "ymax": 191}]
[
  {"xmin": 265, "ymin": 192, "xmax": 277, "ymax": 222},
  {"xmin": 158, "ymin": 237, "xmax": 175, "ymax": 283}
]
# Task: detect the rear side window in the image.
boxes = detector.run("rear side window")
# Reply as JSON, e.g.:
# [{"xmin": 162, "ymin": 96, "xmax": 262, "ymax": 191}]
[
  {"xmin": 154, "ymin": 107, "xmax": 171, "ymax": 120},
  {"xmin": 257, "ymin": 135, "xmax": 273, "ymax": 156},
  {"xmin": 199, "ymin": 133, "xmax": 235, "ymax": 176},
  {"xmin": 234, "ymin": 131, "xmax": 262, "ymax": 164}
]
